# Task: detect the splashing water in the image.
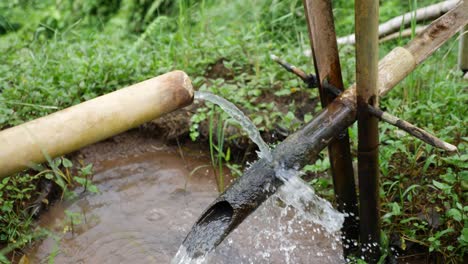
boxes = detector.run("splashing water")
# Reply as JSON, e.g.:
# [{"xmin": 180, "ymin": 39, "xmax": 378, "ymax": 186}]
[
  {"xmin": 174, "ymin": 92, "xmax": 344, "ymax": 263},
  {"xmin": 172, "ymin": 246, "xmax": 206, "ymax": 264},
  {"xmin": 210, "ymin": 191, "xmax": 345, "ymax": 263},
  {"xmin": 194, "ymin": 91, "xmax": 272, "ymax": 161},
  {"xmin": 275, "ymin": 166, "xmax": 344, "ymax": 234}
]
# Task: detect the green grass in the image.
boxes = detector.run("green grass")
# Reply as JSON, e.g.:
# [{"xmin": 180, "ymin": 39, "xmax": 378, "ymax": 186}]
[{"xmin": 0, "ymin": 0, "xmax": 466, "ymax": 263}]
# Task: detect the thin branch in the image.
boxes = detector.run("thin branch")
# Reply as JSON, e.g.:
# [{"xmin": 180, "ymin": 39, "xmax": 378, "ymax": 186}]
[
  {"xmin": 270, "ymin": 54, "xmax": 314, "ymax": 85},
  {"xmin": 367, "ymin": 107, "xmax": 457, "ymax": 152}
]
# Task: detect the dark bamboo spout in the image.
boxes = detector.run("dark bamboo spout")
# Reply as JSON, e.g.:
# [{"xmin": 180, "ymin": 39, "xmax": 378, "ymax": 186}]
[{"xmin": 180, "ymin": 96, "xmax": 357, "ymax": 258}]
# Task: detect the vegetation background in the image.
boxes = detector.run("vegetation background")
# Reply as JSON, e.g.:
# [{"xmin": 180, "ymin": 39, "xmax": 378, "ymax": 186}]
[{"xmin": 0, "ymin": 0, "xmax": 466, "ymax": 263}]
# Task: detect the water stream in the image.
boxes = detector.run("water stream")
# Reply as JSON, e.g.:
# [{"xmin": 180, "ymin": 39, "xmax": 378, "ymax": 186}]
[{"xmin": 194, "ymin": 91, "xmax": 272, "ymax": 161}]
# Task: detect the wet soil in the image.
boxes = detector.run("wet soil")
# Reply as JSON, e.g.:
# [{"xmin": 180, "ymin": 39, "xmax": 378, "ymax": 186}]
[{"xmin": 25, "ymin": 130, "xmax": 343, "ymax": 263}]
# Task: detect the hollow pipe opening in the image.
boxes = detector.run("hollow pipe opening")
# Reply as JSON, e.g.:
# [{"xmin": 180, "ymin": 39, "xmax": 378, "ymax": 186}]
[{"xmin": 182, "ymin": 200, "xmax": 234, "ymax": 258}]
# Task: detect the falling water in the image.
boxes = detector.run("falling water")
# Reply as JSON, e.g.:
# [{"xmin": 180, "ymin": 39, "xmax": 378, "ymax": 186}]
[
  {"xmin": 209, "ymin": 188, "xmax": 345, "ymax": 263},
  {"xmin": 194, "ymin": 91, "xmax": 272, "ymax": 162},
  {"xmin": 274, "ymin": 166, "xmax": 344, "ymax": 234},
  {"xmin": 174, "ymin": 92, "xmax": 344, "ymax": 263}
]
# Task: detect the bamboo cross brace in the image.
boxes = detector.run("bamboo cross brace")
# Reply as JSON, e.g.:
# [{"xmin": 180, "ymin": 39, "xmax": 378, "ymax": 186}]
[{"xmin": 271, "ymin": 55, "xmax": 457, "ymax": 152}]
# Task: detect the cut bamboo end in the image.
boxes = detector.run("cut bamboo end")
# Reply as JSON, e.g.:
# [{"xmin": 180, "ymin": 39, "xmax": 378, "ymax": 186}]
[
  {"xmin": 443, "ymin": 142, "xmax": 459, "ymax": 153},
  {"xmin": 0, "ymin": 70, "xmax": 194, "ymax": 178},
  {"xmin": 270, "ymin": 53, "xmax": 310, "ymax": 82}
]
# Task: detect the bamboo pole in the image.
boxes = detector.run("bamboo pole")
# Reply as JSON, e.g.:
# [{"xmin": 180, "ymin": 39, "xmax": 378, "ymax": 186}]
[
  {"xmin": 302, "ymin": 0, "xmax": 359, "ymax": 255},
  {"xmin": 337, "ymin": 0, "xmax": 459, "ymax": 45},
  {"xmin": 405, "ymin": 1, "xmax": 468, "ymax": 66},
  {"xmin": 459, "ymin": 25, "xmax": 468, "ymax": 73},
  {"xmin": 0, "ymin": 71, "xmax": 194, "ymax": 178},
  {"xmin": 355, "ymin": 0, "xmax": 380, "ymax": 262}
]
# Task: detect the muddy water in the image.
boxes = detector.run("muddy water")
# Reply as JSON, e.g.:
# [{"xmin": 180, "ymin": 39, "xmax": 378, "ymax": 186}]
[{"xmin": 28, "ymin": 132, "xmax": 343, "ymax": 263}]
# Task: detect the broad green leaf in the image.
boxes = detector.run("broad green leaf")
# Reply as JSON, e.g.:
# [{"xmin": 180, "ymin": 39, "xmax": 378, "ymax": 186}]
[{"xmin": 447, "ymin": 208, "xmax": 462, "ymax": 222}]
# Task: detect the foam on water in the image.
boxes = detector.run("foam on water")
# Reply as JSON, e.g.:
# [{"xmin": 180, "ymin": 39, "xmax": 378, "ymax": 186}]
[
  {"xmin": 206, "ymin": 180, "xmax": 345, "ymax": 263},
  {"xmin": 275, "ymin": 166, "xmax": 345, "ymax": 234},
  {"xmin": 172, "ymin": 246, "xmax": 206, "ymax": 264}
]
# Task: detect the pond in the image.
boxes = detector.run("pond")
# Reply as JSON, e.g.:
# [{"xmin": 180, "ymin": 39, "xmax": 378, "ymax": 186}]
[{"xmin": 26, "ymin": 131, "xmax": 343, "ymax": 263}]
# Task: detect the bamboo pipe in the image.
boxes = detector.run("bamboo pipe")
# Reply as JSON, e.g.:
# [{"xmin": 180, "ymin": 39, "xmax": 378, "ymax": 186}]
[
  {"xmin": 302, "ymin": 0, "xmax": 359, "ymax": 254},
  {"xmin": 0, "ymin": 70, "xmax": 194, "ymax": 178}
]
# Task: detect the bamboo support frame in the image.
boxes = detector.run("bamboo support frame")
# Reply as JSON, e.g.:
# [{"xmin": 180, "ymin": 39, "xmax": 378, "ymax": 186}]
[
  {"xmin": 180, "ymin": 2, "xmax": 468, "ymax": 258},
  {"xmin": 355, "ymin": 0, "xmax": 381, "ymax": 261},
  {"xmin": 0, "ymin": 71, "xmax": 194, "ymax": 178},
  {"xmin": 302, "ymin": 0, "xmax": 359, "ymax": 255}
]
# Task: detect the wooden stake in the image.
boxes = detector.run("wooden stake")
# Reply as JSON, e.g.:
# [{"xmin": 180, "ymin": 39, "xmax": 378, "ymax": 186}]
[
  {"xmin": 302, "ymin": 0, "xmax": 359, "ymax": 255},
  {"xmin": 355, "ymin": 0, "xmax": 380, "ymax": 262}
]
